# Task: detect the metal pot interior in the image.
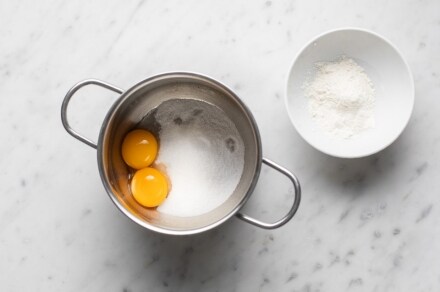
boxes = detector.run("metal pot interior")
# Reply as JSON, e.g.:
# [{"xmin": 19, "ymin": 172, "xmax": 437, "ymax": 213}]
[{"xmin": 98, "ymin": 73, "xmax": 261, "ymax": 234}]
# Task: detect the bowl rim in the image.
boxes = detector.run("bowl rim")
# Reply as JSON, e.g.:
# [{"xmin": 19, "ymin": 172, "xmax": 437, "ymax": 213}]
[{"xmin": 284, "ymin": 27, "xmax": 415, "ymax": 159}]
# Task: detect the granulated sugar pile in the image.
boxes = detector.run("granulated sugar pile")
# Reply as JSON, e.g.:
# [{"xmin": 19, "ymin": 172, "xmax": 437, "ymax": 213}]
[
  {"xmin": 303, "ymin": 56, "xmax": 376, "ymax": 139},
  {"xmin": 150, "ymin": 99, "xmax": 244, "ymax": 217}
]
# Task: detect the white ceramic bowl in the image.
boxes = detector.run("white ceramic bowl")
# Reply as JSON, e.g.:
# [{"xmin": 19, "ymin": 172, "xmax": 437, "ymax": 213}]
[{"xmin": 285, "ymin": 28, "xmax": 414, "ymax": 158}]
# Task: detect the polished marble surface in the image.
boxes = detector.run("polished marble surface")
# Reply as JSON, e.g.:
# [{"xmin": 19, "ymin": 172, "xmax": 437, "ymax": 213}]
[{"xmin": 1, "ymin": 0, "xmax": 439, "ymax": 291}]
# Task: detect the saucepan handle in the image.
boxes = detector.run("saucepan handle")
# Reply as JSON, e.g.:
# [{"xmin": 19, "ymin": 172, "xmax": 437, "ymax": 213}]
[
  {"xmin": 236, "ymin": 158, "xmax": 301, "ymax": 229},
  {"xmin": 61, "ymin": 79, "xmax": 124, "ymax": 149}
]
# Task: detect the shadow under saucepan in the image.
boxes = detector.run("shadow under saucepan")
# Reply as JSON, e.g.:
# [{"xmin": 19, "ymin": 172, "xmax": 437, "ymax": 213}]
[{"xmin": 109, "ymin": 209, "xmax": 257, "ymax": 292}]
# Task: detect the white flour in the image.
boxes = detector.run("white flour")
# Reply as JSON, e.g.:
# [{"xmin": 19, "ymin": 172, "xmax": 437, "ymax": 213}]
[
  {"xmin": 150, "ymin": 99, "xmax": 244, "ymax": 217},
  {"xmin": 303, "ymin": 56, "xmax": 376, "ymax": 139}
]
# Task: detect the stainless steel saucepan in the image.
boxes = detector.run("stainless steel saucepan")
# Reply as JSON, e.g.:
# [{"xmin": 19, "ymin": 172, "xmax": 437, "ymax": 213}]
[{"xmin": 61, "ymin": 72, "xmax": 301, "ymax": 235}]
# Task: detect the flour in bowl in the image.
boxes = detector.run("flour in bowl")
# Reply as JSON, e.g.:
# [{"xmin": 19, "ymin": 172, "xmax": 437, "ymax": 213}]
[{"xmin": 303, "ymin": 56, "xmax": 376, "ymax": 139}]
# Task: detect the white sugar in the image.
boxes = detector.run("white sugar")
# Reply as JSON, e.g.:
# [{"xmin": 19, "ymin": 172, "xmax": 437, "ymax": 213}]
[{"xmin": 151, "ymin": 99, "xmax": 244, "ymax": 217}]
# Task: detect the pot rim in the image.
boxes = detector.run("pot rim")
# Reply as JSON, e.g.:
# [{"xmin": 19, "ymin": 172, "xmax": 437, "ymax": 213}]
[{"xmin": 96, "ymin": 71, "xmax": 263, "ymax": 235}]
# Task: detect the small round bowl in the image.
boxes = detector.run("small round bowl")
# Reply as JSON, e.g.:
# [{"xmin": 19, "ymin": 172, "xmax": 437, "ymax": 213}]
[{"xmin": 285, "ymin": 28, "xmax": 414, "ymax": 158}]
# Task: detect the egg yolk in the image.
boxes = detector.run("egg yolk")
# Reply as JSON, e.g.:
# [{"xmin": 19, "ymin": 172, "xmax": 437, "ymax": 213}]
[
  {"xmin": 122, "ymin": 129, "xmax": 158, "ymax": 169},
  {"xmin": 131, "ymin": 167, "xmax": 168, "ymax": 207}
]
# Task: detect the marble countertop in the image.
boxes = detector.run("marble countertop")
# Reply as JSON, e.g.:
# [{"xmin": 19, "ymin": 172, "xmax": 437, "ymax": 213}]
[{"xmin": 1, "ymin": 0, "xmax": 439, "ymax": 291}]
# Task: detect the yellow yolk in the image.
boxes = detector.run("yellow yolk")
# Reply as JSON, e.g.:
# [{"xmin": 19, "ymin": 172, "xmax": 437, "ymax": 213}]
[
  {"xmin": 122, "ymin": 129, "xmax": 158, "ymax": 169},
  {"xmin": 131, "ymin": 167, "xmax": 168, "ymax": 207}
]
